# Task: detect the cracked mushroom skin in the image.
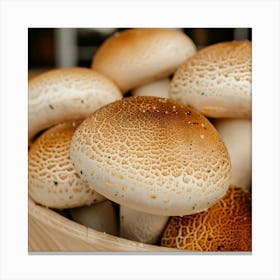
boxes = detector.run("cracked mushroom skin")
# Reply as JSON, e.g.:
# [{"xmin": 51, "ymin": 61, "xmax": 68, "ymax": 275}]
[
  {"xmin": 91, "ymin": 28, "xmax": 196, "ymax": 93},
  {"xmin": 28, "ymin": 121, "xmax": 105, "ymax": 209},
  {"xmin": 28, "ymin": 67, "xmax": 122, "ymax": 144},
  {"xmin": 169, "ymin": 41, "xmax": 252, "ymax": 118},
  {"xmin": 161, "ymin": 187, "xmax": 252, "ymax": 251},
  {"xmin": 70, "ymin": 96, "xmax": 231, "ymax": 216}
]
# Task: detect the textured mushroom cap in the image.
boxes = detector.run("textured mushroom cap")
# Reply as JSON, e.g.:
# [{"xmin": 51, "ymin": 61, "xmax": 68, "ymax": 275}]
[
  {"xmin": 91, "ymin": 28, "xmax": 196, "ymax": 93},
  {"xmin": 120, "ymin": 206, "xmax": 169, "ymax": 244},
  {"xmin": 28, "ymin": 121, "xmax": 105, "ymax": 209},
  {"xmin": 70, "ymin": 96, "xmax": 231, "ymax": 216},
  {"xmin": 170, "ymin": 41, "xmax": 252, "ymax": 118},
  {"xmin": 28, "ymin": 67, "xmax": 122, "ymax": 143},
  {"xmin": 70, "ymin": 200, "xmax": 119, "ymax": 236},
  {"xmin": 213, "ymin": 118, "xmax": 251, "ymax": 191},
  {"xmin": 161, "ymin": 187, "xmax": 252, "ymax": 251},
  {"xmin": 132, "ymin": 78, "xmax": 170, "ymax": 98}
]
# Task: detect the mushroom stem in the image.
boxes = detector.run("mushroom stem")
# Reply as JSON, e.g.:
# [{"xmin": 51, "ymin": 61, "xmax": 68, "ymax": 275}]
[
  {"xmin": 213, "ymin": 118, "xmax": 251, "ymax": 191},
  {"xmin": 131, "ymin": 78, "xmax": 170, "ymax": 98},
  {"xmin": 120, "ymin": 206, "xmax": 169, "ymax": 245},
  {"xmin": 70, "ymin": 200, "xmax": 119, "ymax": 236}
]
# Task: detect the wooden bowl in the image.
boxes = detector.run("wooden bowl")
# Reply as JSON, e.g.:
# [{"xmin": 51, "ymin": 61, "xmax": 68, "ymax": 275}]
[{"xmin": 28, "ymin": 197, "xmax": 178, "ymax": 252}]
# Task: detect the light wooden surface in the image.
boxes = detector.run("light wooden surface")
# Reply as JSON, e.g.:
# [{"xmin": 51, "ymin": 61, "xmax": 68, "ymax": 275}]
[{"xmin": 28, "ymin": 198, "xmax": 179, "ymax": 252}]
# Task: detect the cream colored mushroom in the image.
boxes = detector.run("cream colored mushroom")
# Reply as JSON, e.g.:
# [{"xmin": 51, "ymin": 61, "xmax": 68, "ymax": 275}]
[
  {"xmin": 213, "ymin": 118, "xmax": 252, "ymax": 191},
  {"xmin": 131, "ymin": 78, "xmax": 170, "ymax": 98},
  {"xmin": 91, "ymin": 28, "xmax": 196, "ymax": 93},
  {"xmin": 161, "ymin": 187, "xmax": 251, "ymax": 251},
  {"xmin": 70, "ymin": 96, "xmax": 231, "ymax": 216},
  {"xmin": 120, "ymin": 206, "xmax": 169, "ymax": 244},
  {"xmin": 28, "ymin": 121, "xmax": 105, "ymax": 209},
  {"xmin": 70, "ymin": 200, "xmax": 119, "ymax": 236},
  {"xmin": 28, "ymin": 67, "xmax": 122, "ymax": 144},
  {"xmin": 169, "ymin": 41, "xmax": 252, "ymax": 118}
]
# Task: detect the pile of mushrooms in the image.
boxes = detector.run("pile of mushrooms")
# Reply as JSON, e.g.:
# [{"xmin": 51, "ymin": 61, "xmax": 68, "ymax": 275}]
[{"xmin": 28, "ymin": 28, "xmax": 252, "ymax": 251}]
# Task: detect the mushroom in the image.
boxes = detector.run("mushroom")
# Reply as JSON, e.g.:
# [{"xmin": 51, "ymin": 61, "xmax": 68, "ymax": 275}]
[
  {"xmin": 70, "ymin": 200, "xmax": 119, "ymax": 236},
  {"xmin": 131, "ymin": 78, "xmax": 170, "ymax": 98},
  {"xmin": 91, "ymin": 28, "xmax": 196, "ymax": 93},
  {"xmin": 70, "ymin": 96, "xmax": 231, "ymax": 218},
  {"xmin": 28, "ymin": 67, "xmax": 122, "ymax": 144},
  {"xmin": 161, "ymin": 186, "xmax": 252, "ymax": 251},
  {"xmin": 28, "ymin": 121, "xmax": 105, "ymax": 209},
  {"xmin": 169, "ymin": 41, "xmax": 252, "ymax": 118},
  {"xmin": 213, "ymin": 118, "xmax": 252, "ymax": 191},
  {"xmin": 119, "ymin": 206, "xmax": 169, "ymax": 244}
]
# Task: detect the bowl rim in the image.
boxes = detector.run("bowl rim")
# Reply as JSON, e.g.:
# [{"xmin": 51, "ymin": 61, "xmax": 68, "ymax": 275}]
[{"xmin": 28, "ymin": 197, "xmax": 180, "ymax": 252}]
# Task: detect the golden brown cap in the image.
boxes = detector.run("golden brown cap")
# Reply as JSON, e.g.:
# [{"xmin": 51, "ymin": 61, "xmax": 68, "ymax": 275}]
[
  {"xmin": 28, "ymin": 121, "xmax": 105, "ymax": 209},
  {"xmin": 170, "ymin": 41, "xmax": 252, "ymax": 118},
  {"xmin": 91, "ymin": 28, "xmax": 196, "ymax": 93},
  {"xmin": 70, "ymin": 96, "xmax": 231, "ymax": 216},
  {"xmin": 161, "ymin": 187, "xmax": 252, "ymax": 251}
]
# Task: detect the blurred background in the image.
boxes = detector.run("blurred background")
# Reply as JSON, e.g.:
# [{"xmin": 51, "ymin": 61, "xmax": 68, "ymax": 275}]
[{"xmin": 28, "ymin": 28, "xmax": 252, "ymax": 79}]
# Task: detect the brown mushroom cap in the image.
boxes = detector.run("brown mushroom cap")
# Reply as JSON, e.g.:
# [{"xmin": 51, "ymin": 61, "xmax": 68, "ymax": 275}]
[
  {"xmin": 28, "ymin": 67, "xmax": 122, "ymax": 143},
  {"xmin": 70, "ymin": 96, "xmax": 231, "ymax": 216},
  {"xmin": 161, "ymin": 187, "xmax": 252, "ymax": 251},
  {"xmin": 169, "ymin": 41, "xmax": 252, "ymax": 118},
  {"xmin": 91, "ymin": 28, "xmax": 196, "ymax": 93},
  {"xmin": 29, "ymin": 121, "xmax": 105, "ymax": 209}
]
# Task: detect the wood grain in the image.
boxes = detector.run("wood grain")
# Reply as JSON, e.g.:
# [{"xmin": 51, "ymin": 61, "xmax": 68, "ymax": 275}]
[{"xmin": 28, "ymin": 197, "xmax": 179, "ymax": 252}]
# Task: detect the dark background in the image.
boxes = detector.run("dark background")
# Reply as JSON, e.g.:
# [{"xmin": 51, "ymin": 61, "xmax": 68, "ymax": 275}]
[{"xmin": 28, "ymin": 28, "xmax": 252, "ymax": 77}]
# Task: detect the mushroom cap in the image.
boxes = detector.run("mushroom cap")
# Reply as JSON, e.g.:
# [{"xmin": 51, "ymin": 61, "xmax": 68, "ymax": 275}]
[
  {"xmin": 28, "ymin": 121, "xmax": 105, "ymax": 209},
  {"xmin": 169, "ymin": 41, "xmax": 252, "ymax": 118},
  {"xmin": 70, "ymin": 200, "xmax": 119, "ymax": 236},
  {"xmin": 70, "ymin": 96, "xmax": 231, "ymax": 216},
  {"xmin": 119, "ymin": 206, "xmax": 169, "ymax": 244},
  {"xmin": 28, "ymin": 67, "xmax": 122, "ymax": 143},
  {"xmin": 132, "ymin": 78, "xmax": 170, "ymax": 98},
  {"xmin": 161, "ymin": 187, "xmax": 252, "ymax": 251},
  {"xmin": 91, "ymin": 28, "xmax": 196, "ymax": 93},
  {"xmin": 213, "ymin": 118, "xmax": 251, "ymax": 191}
]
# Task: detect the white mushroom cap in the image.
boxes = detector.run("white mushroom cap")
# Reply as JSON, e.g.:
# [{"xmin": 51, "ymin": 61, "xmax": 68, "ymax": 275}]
[
  {"xmin": 120, "ymin": 206, "xmax": 169, "ymax": 245},
  {"xmin": 70, "ymin": 200, "xmax": 119, "ymax": 236},
  {"xmin": 169, "ymin": 41, "xmax": 252, "ymax": 118},
  {"xmin": 28, "ymin": 67, "xmax": 122, "ymax": 143},
  {"xmin": 70, "ymin": 96, "xmax": 231, "ymax": 216},
  {"xmin": 213, "ymin": 118, "xmax": 252, "ymax": 191},
  {"xmin": 131, "ymin": 78, "xmax": 170, "ymax": 98},
  {"xmin": 91, "ymin": 28, "xmax": 196, "ymax": 93},
  {"xmin": 28, "ymin": 121, "xmax": 106, "ymax": 209}
]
